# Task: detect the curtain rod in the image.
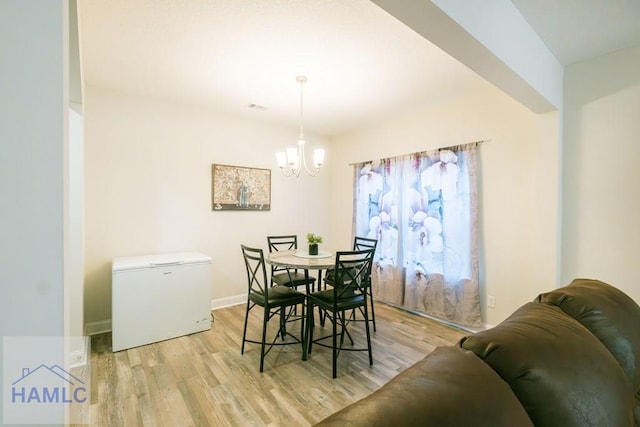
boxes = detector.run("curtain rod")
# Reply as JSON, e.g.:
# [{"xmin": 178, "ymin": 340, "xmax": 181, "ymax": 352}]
[{"xmin": 349, "ymin": 139, "xmax": 488, "ymax": 166}]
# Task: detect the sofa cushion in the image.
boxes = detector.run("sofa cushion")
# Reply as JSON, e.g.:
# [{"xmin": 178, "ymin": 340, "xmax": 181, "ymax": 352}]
[
  {"xmin": 315, "ymin": 346, "xmax": 533, "ymax": 427},
  {"xmin": 460, "ymin": 302, "xmax": 635, "ymax": 427},
  {"xmin": 538, "ymin": 278, "xmax": 640, "ymax": 392}
]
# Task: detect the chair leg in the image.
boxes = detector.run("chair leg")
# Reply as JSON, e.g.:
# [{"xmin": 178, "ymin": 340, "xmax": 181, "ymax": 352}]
[
  {"xmin": 241, "ymin": 301, "xmax": 251, "ymax": 354},
  {"xmin": 340, "ymin": 310, "xmax": 355, "ymax": 345},
  {"xmin": 369, "ymin": 293, "xmax": 377, "ymax": 332},
  {"xmin": 332, "ymin": 310, "xmax": 338, "ymax": 379},
  {"xmin": 279, "ymin": 306, "xmax": 286, "ymax": 340},
  {"xmin": 364, "ymin": 303, "xmax": 373, "ymax": 366},
  {"xmin": 260, "ymin": 307, "xmax": 269, "ymax": 372}
]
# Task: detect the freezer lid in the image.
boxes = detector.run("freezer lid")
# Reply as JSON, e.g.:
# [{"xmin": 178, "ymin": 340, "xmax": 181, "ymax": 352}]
[{"xmin": 112, "ymin": 252, "xmax": 212, "ymax": 272}]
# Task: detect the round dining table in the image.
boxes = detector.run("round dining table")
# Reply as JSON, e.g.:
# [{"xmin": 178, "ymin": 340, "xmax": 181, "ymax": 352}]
[
  {"xmin": 265, "ymin": 249, "xmax": 335, "ymax": 271},
  {"xmin": 265, "ymin": 248, "xmax": 335, "ymax": 292},
  {"xmin": 265, "ymin": 249, "xmax": 336, "ymax": 360}
]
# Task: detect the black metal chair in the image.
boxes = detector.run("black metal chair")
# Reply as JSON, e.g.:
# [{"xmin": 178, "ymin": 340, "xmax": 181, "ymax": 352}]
[
  {"xmin": 267, "ymin": 235, "xmax": 317, "ymax": 291},
  {"xmin": 240, "ymin": 244, "xmax": 306, "ymax": 372},
  {"xmin": 306, "ymin": 248, "xmax": 375, "ymax": 378},
  {"xmin": 324, "ymin": 236, "xmax": 379, "ymax": 331}
]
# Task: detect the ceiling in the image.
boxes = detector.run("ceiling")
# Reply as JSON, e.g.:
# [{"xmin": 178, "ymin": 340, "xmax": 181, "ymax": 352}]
[
  {"xmin": 512, "ymin": 0, "xmax": 640, "ymax": 65},
  {"xmin": 79, "ymin": 0, "xmax": 640, "ymax": 137}
]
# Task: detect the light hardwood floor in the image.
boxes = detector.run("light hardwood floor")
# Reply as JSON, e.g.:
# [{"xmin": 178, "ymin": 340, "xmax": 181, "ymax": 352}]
[{"xmin": 88, "ymin": 302, "xmax": 467, "ymax": 426}]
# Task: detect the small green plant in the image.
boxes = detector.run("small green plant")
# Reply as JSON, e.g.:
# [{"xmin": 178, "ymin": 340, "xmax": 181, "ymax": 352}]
[{"xmin": 306, "ymin": 233, "xmax": 323, "ymax": 245}]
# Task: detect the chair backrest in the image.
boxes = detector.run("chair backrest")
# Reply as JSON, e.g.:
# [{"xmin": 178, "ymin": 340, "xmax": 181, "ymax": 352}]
[
  {"xmin": 267, "ymin": 235, "xmax": 300, "ymax": 278},
  {"xmin": 353, "ymin": 237, "xmax": 377, "ymax": 285},
  {"xmin": 332, "ymin": 249, "xmax": 375, "ymax": 302},
  {"xmin": 241, "ymin": 244, "xmax": 269, "ymax": 296},
  {"xmin": 353, "ymin": 236, "xmax": 378, "ymax": 252},
  {"xmin": 267, "ymin": 235, "xmax": 298, "ymax": 252}
]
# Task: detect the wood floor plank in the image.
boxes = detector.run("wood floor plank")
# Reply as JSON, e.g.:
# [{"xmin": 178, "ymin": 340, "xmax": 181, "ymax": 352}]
[{"xmin": 88, "ymin": 302, "xmax": 466, "ymax": 426}]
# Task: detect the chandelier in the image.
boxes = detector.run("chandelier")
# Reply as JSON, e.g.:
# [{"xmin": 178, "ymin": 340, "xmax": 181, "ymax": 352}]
[{"xmin": 276, "ymin": 76, "xmax": 325, "ymax": 177}]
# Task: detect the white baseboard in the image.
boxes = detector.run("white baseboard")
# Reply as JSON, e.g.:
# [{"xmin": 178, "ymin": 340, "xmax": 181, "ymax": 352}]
[
  {"xmin": 83, "ymin": 295, "xmax": 247, "ymax": 335},
  {"xmin": 68, "ymin": 335, "xmax": 91, "ymax": 368},
  {"xmin": 84, "ymin": 319, "xmax": 112, "ymax": 336},
  {"xmin": 211, "ymin": 294, "xmax": 246, "ymax": 310}
]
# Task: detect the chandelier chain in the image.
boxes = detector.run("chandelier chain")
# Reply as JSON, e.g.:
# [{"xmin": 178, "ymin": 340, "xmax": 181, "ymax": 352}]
[{"xmin": 299, "ymin": 77, "xmax": 305, "ymax": 141}]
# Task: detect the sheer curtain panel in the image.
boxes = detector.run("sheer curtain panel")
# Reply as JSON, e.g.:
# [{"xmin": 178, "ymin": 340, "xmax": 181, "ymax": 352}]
[{"xmin": 353, "ymin": 143, "xmax": 480, "ymax": 327}]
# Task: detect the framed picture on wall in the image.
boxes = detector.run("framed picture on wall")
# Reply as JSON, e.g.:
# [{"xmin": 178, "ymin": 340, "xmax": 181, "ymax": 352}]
[{"xmin": 211, "ymin": 164, "xmax": 271, "ymax": 211}]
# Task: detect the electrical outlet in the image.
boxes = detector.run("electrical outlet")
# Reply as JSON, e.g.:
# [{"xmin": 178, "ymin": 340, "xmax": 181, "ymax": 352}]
[{"xmin": 487, "ymin": 295, "xmax": 496, "ymax": 308}]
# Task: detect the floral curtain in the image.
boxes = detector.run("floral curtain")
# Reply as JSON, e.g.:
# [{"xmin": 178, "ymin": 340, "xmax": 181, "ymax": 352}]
[{"xmin": 353, "ymin": 143, "xmax": 480, "ymax": 327}]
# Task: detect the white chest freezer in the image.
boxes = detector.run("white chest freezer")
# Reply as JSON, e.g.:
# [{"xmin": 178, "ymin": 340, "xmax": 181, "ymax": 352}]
[{"xmin": 112, "ymin": 252, "xmax": 212, "ymax": 352}]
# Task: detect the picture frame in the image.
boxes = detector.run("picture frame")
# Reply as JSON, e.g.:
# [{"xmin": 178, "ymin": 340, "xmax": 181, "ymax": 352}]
[{"xmin": 211, "ymin": 164, "xmax": 271, "ymax": 211}]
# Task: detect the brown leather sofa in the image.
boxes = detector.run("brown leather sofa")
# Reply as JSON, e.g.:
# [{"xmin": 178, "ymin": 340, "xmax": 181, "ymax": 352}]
[{"xmin": 316, "ymin": 279, "xmax": 640, "ymax": 426}]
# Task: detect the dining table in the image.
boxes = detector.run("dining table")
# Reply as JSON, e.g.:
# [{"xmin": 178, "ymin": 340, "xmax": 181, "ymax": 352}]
[
  {"xmin": 265, "ymin": 248, "xmax": 336, "ymax": 291},
  {"xmin": 265, "ymin": 248, "xmax": 336, "ymax": 360},
  {"xmin": 265, "ymin": 248, "xmax": 335, "ymax": 273}
]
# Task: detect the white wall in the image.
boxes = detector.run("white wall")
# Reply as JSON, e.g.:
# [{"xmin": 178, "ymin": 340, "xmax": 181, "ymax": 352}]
[
  {"xmin": 65, "ymin": 105, "xmax": 85, "ymax": 349},
  {"xmin": 330, "ymin": 82, "xmax": 560, "ymax": 326},
  {"xmin": 1, "ymin": 1, "xmax": 68, "ymax": 422},
  {"xmin": 562, "ymin": 45, "xmax": 640, "ymax": 304},
  {"xmin": 83, "ymin": 87, "xmax": 331, "ymax": 325},
  {"xmin": 0, "ymin": 0, "xmax": 67, "ymax": 334}
]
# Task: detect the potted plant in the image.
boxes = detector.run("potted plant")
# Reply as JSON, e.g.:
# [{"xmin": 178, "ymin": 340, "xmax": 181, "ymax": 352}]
[{"xmin": 306, "ymin": 233, "xmax": 323, "ymax": 255}]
